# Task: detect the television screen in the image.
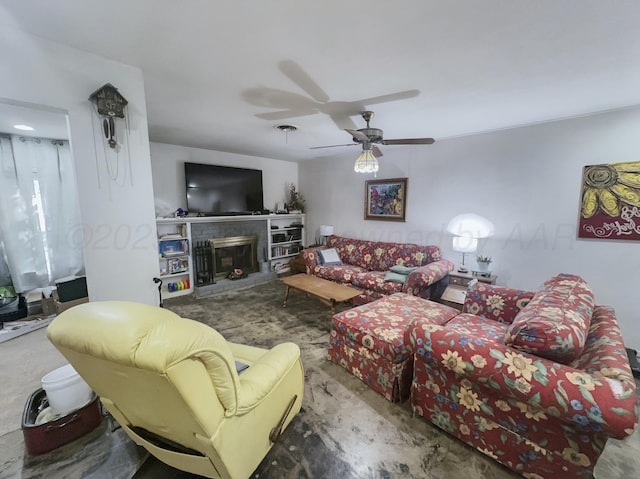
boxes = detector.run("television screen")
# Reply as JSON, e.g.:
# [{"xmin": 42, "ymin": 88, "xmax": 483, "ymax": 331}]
[{"xmin": 184, "ymin": 163, "xmax": 264, "ymax": 215}]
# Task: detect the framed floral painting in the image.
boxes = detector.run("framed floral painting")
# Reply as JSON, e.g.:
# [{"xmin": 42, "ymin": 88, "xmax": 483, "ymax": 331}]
[
  {"xmin": 364, "ymin": 178, "xmax": 407, "ymax": 222},
  {"xmin": 578, "ymin": 161, "xmax": 640, "ymax": 240}
]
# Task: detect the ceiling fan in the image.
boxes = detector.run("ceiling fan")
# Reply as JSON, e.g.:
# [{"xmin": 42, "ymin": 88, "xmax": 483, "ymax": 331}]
[{"xmin": 311, "ymin": 110, "xmax": 435, "ymax": 158}]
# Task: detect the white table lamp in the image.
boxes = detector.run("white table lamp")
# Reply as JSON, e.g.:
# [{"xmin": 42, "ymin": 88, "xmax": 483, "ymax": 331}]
[
  {"xmin": 447, "ymin": 214, "xmax": 494, "ymax": 273},
  {"xmin": 451, "ymin": 236, "xmax": 477, "ymax": 273},
  {"xmin": 319, "ymin": 225, "xmax": 334, "ymax": 245}
]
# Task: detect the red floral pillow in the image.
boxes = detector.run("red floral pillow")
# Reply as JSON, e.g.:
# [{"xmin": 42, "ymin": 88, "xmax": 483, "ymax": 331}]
[{"xmin": 504, "ymin": 274, "xmax": 594, "ymax": 363}]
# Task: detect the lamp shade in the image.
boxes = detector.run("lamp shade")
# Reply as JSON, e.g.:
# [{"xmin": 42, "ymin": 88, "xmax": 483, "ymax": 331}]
[
  {"xmin": 452, "ymin": 236, "xmax": 478, "ymax": 253},
  {"xmin": 353, "ymin": 149, "xmax": 379, "ymax": 173},
  {"xmin": 319, "ymin": 225, "xmax": 334, "ymax": 236},
  {"xmin": 446, "ymin": 213, "xmax": 494, "ymax": 239}
]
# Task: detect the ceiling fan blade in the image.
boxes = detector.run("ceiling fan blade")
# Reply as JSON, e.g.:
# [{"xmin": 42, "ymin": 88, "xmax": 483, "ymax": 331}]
[
  {"xmin": 329, "ymin": 114, "xmax": 358, "ymax": 131},
  {"xmin": 372, "ymin": 146, "xmax": 383, "ymax": 158},
  {"xmin": 381, "ymin": 138, "xmax": 435, "ymax": 145},
  {"xmin": 279, "ymin": 60, "xmax": 331, "ymax": 103},
  {"xmin": 310, "ymin": 143, "xmax": 357, "ymax": 150},
  {"xmin": 255, "ymin": 109, "xmax": 317, "ymax": 121},
  {"xmin": 345, "ymin": 128, "xmax": 370, "ymax": 143},
  {"xmin": 356, "ymin": 89, "xmax": 420, "ymax": 106}
]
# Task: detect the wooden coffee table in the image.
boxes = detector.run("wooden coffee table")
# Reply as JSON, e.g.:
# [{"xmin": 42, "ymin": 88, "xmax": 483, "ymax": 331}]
[{"xmin": 281, "ymin": 274, "xmax": 360, "ymax": 313}]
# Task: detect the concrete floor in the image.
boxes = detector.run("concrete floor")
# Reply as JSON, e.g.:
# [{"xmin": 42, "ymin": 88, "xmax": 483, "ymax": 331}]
[{"xmin": 1, "ymin": 280, "xmax": 639, "ymax": 479}]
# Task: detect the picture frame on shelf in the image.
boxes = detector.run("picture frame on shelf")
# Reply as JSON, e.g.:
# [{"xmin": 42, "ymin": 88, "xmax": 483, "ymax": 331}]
[{"xmin": 364, "ymin": 177, "xmax": 408, "ymax": 222}]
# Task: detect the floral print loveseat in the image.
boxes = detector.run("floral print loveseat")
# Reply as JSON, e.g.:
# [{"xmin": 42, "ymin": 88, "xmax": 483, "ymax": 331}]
[
  {"xmin": 409, "ymin": 274, "xmax": 638, "ymax": 478},
  {"xmin": 301, "ymin": 234, "xmax": 454, "ymax": 305}
]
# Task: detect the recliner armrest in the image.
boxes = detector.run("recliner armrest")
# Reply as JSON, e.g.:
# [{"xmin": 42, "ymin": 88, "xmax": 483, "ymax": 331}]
[{"xmin": 235, "ymin": 342, "xmax": 302, "ymax": 412}]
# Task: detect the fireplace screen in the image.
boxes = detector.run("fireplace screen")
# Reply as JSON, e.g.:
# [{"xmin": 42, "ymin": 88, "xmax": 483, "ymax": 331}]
[{"xmin": 209, "ymin": 235, "xmax": 258, "ymax": 281}]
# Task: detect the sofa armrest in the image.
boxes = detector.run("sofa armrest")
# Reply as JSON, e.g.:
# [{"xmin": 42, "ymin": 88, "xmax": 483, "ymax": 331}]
[
  {"xmin": 404, "ymin": 259, "xmax": 454, "ymax": 298},
  {"xmin": 462, "ymin": 283, "xmax": 536, "ymax": 324},
  {"xmin": 301, "ymin": 247, "xmax": 324, "ymax": 273},
  {"xmin": 409, "ymin": 323, "xmax": 638, "ymax": 438}
]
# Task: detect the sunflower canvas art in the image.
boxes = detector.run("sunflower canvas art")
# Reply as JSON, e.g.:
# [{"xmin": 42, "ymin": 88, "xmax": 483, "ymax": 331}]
[{"xmin": 578, "ymin": 161, "xmax": 640, "ymax": 240}]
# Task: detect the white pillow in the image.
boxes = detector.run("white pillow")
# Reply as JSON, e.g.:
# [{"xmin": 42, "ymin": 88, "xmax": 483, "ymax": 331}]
[{"xmin": 318, "ymin": 248, "xmax": 342, "ymax": 266}]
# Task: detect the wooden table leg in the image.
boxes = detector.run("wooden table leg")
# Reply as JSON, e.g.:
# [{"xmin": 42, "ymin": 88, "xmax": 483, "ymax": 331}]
[
  {"xmin": 330, "ymin": 299, "xmax": 336, "ymax": 314},
  {"xmin": 283, "ymin": 285, "xmax": 291, "ymax": 308}
]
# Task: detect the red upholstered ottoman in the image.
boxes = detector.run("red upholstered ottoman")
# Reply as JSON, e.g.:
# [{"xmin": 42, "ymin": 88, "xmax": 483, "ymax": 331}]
[{"xmin": 328, "ymin": 293, "xmax": 459, "ymax": 402}]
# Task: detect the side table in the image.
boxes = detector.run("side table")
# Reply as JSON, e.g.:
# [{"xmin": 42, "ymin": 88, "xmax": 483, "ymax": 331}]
[
  {"xmin": 440, "ymin": 271, "xmax": 497, "ymax": 311},
  {"xmin": 289, "ymin": 255, "xmax": 307, "ymax": 274}
]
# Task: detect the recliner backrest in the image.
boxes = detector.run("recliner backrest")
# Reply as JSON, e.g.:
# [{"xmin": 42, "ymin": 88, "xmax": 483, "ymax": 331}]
[{"xmin": 47, "ymin": 301, "xmax": 240, "ymax": 453}]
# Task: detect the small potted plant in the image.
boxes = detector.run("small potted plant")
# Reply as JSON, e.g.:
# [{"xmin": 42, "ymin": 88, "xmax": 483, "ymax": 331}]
[
  {"xmin": 286, "ymin": 183, "xmax": 305, "ymax": 213},
  {"xmin": 476, "ymin": 255, "xmax": 492, "ymax": 273}
]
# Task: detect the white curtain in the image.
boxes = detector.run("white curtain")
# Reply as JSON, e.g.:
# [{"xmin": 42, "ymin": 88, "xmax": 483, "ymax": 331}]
[{"xmin": 0, "ymin": 135, "xmax": 84, "ymax": 292}]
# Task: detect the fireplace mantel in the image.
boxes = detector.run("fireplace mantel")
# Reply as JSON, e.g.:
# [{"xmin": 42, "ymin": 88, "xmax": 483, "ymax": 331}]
[{"xmin": 157, "ymin": 213, "xmax": 303, "ymax": 226}]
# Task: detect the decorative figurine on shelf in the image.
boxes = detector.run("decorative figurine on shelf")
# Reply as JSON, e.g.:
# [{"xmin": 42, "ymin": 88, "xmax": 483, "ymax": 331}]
[
  {"xmin": 175, "ymin": 208, "xmax": 188, "ymax": 217},
  {"xmin": 285, "ymin": 183, "xmax": 305, "ymax": 213}
]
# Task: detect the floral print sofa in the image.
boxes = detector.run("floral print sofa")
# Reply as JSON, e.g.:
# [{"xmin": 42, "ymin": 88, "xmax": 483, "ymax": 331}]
[
  {"xmin": 328, "ymin": 273, "xmax": 637, "ymax": 477},
  {"xmin": 409, "ymin": 274, "xmax": 638, "ymax": 478},
  {"xmin": 301, "ymin": 234, "xmax": 454, "ymax": 305}
]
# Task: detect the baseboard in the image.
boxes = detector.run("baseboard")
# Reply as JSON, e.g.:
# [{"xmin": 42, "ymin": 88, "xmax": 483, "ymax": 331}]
[{"xmin": 0, "ymin": 315, "xmax": 55, "ymax": 343}]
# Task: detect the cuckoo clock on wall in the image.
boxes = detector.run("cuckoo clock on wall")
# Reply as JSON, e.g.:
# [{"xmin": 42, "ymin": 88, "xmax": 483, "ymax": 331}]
[
  {"xmin": 88, "ymin": 83, "xmax": 132, "ymax": 190},
  {"xmin": 89, "ymin": 83, "xmax": 128, "ymax": 117},
  {"xmin": 89, "ymin": 83, "xmax": 128, "ymax": 149}
]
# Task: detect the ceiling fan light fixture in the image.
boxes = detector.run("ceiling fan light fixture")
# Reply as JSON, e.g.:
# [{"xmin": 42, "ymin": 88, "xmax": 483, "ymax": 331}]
[{"xmin": 354, "ymin": 148, "xmax": 379, "ymax": 174}]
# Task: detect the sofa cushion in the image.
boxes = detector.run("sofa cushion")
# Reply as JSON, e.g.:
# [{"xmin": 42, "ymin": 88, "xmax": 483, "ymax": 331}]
[
  {"xmin": 326, "ymin": 235, "xmax": 441, "ymax": 271},
  {"xmin": 353, "ymin": 271, "xmax": 404, "ymax": 295},
  {"xmin": 311, "ymin": 264, "xmax": 366, "ymax": 284},
  {"xmin": 444, "ymin": 314, "xmax": 508, "ymax": 346},
  {"xmin": 505, "ymin": 273, "xmax": 594, "ymax": 363}
]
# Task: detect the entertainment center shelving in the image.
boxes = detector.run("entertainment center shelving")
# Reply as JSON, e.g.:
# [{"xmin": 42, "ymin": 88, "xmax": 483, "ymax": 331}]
[
  {"xmin": 156, "ymin": 220, "xmax": 194, "ymax": 299},
  {"xmin": 267, "ymin": 215, "xmax": 305, "ymax": 274},
  {"xmin": 156, "ymin": 213, "xmax": 305, "ymax": 298}
]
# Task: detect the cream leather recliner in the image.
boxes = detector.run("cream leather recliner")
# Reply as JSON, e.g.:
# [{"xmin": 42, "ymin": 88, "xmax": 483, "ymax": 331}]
[{"xmin": 47, "ymin": 301, "xmax": 304, "ymax": 479}]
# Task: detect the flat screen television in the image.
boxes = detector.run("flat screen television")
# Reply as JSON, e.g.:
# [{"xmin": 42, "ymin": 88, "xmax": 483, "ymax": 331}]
[{"xmin": 184, "ymin": 162, "xmax": 264, "ymax": 215}]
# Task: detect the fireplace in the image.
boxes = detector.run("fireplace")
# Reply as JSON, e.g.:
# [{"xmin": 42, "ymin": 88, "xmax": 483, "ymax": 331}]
[{"xmin": 208, "ymin": 235, "xmax": 258, "ymax": 281}]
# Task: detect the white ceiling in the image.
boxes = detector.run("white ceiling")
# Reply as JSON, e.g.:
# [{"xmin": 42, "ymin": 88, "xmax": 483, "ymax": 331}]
[
  {"xmin": 0, "ymin": 102, "xmax": 69, "ymax": 140},
  {"xmin": 2, "ymin": 0, "xmax": 639, "ymax": 162}
]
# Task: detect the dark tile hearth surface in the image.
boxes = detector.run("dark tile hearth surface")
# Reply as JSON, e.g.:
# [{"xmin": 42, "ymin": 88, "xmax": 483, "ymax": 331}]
[{"xmin": 3, "ymin": 280, "xmax": 637, "ymax": 479}]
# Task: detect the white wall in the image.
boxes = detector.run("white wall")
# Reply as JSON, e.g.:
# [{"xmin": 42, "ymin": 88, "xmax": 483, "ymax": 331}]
[
  {"xmin": 150, "ymin": 142, "xmax": 298, "ymax": 214},
  {"xmin": 301, "ymin": 107, "xmax": 640, "ymax": 349},
  {"xmin": 0, "ymin": 26, "xmax": 159, "ymax": 305}
]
